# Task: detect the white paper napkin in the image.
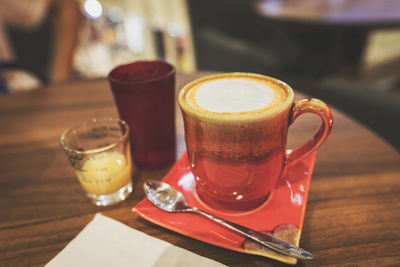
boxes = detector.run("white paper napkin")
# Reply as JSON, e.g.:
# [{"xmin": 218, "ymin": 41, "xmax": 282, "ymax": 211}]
[{"xmin": 46, "ymin": 213, "xmax": 226, "ymax": 267}]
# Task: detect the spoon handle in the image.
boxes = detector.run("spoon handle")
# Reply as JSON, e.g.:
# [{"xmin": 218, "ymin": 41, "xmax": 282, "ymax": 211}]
[{"xmin": 191, "ymin": 208, "xmax": 313, "ymax": 260}]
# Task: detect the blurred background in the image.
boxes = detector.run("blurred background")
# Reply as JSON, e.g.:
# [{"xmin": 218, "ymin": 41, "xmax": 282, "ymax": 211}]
[{"xmin": 0, "ymin": 0, "xmax": 399, "ymax": 148}]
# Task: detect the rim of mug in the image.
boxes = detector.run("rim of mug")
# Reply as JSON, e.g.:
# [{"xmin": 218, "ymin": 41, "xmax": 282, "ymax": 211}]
[
  {"xmin": 178, "ymin": 72, "xmax": 294, "ymax": 122},
  {"xmin": 107, "ymin": 60, "xmax": 176, "ymax": 85},
  {"xmin": 60, "ymin": 117, "xmax": 130, "ymax": 155}
]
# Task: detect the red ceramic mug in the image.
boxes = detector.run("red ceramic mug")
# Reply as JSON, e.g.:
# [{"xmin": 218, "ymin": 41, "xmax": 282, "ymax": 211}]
[{"xmin": 178, "ymin": 73, "xmax": 333, "ymax": 211}]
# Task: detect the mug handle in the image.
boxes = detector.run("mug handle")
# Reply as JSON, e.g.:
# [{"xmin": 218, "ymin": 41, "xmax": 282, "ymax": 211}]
[{"xmin": 285, "ymin": 98, "xmax": 333, "ymax": 167}]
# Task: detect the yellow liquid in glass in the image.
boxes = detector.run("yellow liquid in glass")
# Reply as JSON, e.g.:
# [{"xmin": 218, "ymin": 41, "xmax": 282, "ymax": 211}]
[{"xmin": 75, "ymin": 151, "xmax": 132, "ymax": 195}]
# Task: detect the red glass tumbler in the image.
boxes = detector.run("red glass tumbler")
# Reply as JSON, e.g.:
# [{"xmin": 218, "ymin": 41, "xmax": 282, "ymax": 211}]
[{"xmin": 108, "ymin": 61, "xmax": 176, "ymax": 169}]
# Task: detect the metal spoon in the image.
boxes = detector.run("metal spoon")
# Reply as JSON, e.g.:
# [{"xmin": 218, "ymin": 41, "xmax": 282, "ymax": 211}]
[{"xmin": 143, "ymin": 180, "xmax": 313, "ymax": 260}]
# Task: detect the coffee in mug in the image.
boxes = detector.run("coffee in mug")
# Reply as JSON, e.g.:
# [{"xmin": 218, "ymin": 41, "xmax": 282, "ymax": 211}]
[{"xmin": 178, "ymin": 73, "xmax": 332, "ymax": 211}]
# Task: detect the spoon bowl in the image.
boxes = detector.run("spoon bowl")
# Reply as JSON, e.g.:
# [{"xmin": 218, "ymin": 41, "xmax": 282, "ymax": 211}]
[{"xmin": 144, "ymin": 180, "xmax": 188, "ymax": 212}]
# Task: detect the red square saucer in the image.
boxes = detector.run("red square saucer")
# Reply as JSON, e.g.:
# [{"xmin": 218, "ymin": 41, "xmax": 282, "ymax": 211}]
[{"xmin": 133, "ymin": 152, "xmax": 316, "ymax": 264}]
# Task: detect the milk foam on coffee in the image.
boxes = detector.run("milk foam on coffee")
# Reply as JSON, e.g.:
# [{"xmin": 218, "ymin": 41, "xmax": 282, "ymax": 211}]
[{"xmin": 193, "ymin": 78, "xmax": 276, "ymax": 113}]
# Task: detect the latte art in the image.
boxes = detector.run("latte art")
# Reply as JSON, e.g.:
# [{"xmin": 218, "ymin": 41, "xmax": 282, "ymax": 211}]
[
  {"xmin": 195, "ymin": 78, "xmax": 275, "ymax": 113},
  {"xmin": 184, "ymin": 75, "xmax": 287, "ymax": 115}
]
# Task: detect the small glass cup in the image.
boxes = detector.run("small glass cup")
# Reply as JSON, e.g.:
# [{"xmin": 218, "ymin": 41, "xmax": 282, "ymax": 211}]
[{"xmin": 60, "ymin": 117, "xmax": 133, "ymax": 206}]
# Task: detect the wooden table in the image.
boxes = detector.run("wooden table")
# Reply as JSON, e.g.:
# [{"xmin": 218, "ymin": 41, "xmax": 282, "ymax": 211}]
[
  {"xmin": 256, "ymin": 0, "xmax": 400, "ymax": 26},
  {"xmin": 1, "ymin": 73, "xmax": 399, "ymax": 266},
  {"xmin": 255, "ymin": 0, "xmax": 400, "ymax": 79}
]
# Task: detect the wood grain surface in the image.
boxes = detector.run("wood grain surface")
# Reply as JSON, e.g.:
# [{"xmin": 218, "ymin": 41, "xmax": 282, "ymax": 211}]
[{"xmin": 0, "ymin": 73, "xmax": 399, "ymax": 266}]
